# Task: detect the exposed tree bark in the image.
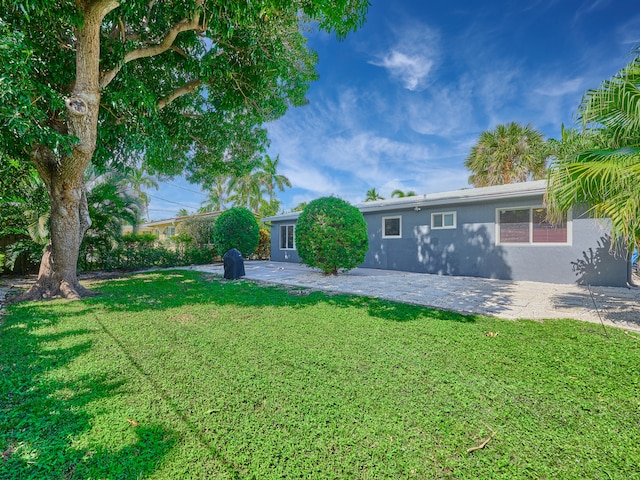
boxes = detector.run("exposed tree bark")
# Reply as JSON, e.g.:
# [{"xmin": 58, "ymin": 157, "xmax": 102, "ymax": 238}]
[
  {"xmin": 19, "ymin": 1, "xmax": 118, "ymax": 301},
  {"xmin": 99, "ymin": 0, "xmax": 205, "ymax": 89}
]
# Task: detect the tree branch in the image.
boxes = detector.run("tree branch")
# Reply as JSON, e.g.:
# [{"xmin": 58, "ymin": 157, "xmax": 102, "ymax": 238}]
[
  {"xmin": 157, "ymin": 79, "xmax": 203, "ymax": 109},
  {"xmin": 99, "ymin": 0, "xmax": 205, "ymax": 88}
]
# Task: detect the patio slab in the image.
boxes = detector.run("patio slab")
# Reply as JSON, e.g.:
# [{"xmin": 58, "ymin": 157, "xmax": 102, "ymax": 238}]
[{"xmin": 188, "ymin": 261, "xmax": 640, "ymax": 332}]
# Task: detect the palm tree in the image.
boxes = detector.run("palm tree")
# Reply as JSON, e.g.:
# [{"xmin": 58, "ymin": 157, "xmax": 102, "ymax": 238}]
[
  {"xmin": 547, "ymin": 54, "xmax": 640, "ymax": 249},
  {"xmin": 465, "ymin": 122, "xmax": 549, "ymax": 187},
  {"xmin": 225, "ymin": 155, "xmax": 292, "ymax": 212},
  {"xmin": 365, "ymin": 188, "xmax": 384, "ymax": 202},
  {"xmin": 125, "ymin": 167, "xmax": 158, "ymax": 221},
  {"xmin": 256, "ymin": 155, "xmax": 292, "ymax": 202},
  {"xmin": 391, "ymin": 189, "xmax": 416, "ymax": 198},
  {"xmin": 227, "ymin": 171, "xmax": 266, "ymax": 211},
  {"xmin": 2, "ymin": 167, "xmax": 143, "ymax": 271},
  {"xmin": 86, "ymin": 174, "xmax": 143, "ymax": 241},
  {"xmin": 200, "ymin": 176, "xmax": 230, "ymax": 212}
]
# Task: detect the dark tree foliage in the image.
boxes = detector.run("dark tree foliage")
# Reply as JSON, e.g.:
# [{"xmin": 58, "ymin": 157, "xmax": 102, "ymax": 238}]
[
  {"xmin": 212, "ymin": 207, "xmax": 259, "ymax": 257},
  {"xmin": 295, "ymin": 197, "xmax": 368, "ymax": 274},
  {"xmin": 0, "ymin": 0, "xmax": 368, "ymax": 299},
  {"xmin": 175, "ymin": 216, "xmax": 217, "ymax": 247}
]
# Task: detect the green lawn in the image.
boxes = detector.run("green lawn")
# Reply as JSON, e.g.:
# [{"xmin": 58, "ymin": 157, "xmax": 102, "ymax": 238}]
[{"xmin": 1, "ymin": 270, "xmax": 639, "ymax": 479}]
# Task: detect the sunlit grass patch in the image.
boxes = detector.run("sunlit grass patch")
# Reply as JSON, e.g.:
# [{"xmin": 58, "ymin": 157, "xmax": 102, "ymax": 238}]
[{"xmin": 1, "ymin": 270, "xmax": 639, "ymax": 479}]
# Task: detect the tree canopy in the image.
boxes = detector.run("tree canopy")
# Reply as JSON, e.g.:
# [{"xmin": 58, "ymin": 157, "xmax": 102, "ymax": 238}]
[
  {"xmin": 0, "ymin": 0, "xmax": 369, "ymax": 299},
  {"xmin": 465, "ymin": 122, "xmax": 549, "ymax": 187},
  {"xmin": 364, "ymin": 188, "xmax": 384, "ymax": 202},
  {"xmin": 547, "ymin": 53, "xmax": 640, "ymax": 250}
]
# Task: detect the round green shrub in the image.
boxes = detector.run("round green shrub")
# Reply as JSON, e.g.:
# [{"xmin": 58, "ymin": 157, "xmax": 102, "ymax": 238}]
[
  {"xmin": 175, "ymin": 215, "xmax": 217, "ymax": 246},
  {"xmin": 295, "ymin": 197, "xmax": 368, "ymax": 274},
  {"xmin": 212, "ymin": 207, "xmax": 260, "ymax": 257}
]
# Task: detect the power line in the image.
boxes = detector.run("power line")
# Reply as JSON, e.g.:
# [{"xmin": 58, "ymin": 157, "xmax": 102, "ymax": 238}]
[
  {"xmin": 148, "ymin": 208, "xmax": 187, "ymax": 213},
  {"xmin": 163, "ymin": 182, "xmax": 208, "ymax": 197},
  {"xmin": 146, "ymin": 193, "xmax": 199, "ymax": 208}
]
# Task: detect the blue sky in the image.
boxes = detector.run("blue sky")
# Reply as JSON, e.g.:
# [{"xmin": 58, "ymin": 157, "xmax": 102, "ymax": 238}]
[{"xmin": 146, "ymin": 0, "xmax": 640, "ymax": 219}]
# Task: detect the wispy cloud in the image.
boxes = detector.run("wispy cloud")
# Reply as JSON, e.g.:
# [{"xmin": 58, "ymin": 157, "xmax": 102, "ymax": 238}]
[
  {"xmin": 573, "ymin": 0, "xmax": 612, "ymax": 21},
  {"xmin": 266, "ymin": 86, "xmax": 472, "ymax": 208},
  {"xmin": 369, "ymin": 22, "xmax": 440, "ymax": 91},
  {"xmin": 405, "ymin": 77, "xmax": 476, "ymax": 137},
  {"xmin": 533, "ymin": 78, "xmax": 583, "ymax": 97},
  {"xmin": 616, "ymin": 14, "xmax": 640, "ymax": 47}
]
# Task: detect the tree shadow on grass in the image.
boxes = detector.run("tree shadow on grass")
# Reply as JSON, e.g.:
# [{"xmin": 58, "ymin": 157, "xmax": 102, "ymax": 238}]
[
  {"xmin": 341, "ymin": 295, "xmax": 478, "ymax": 323},
  {"xmin": 0, "ymin": 310, "xmax": 176, "ymax": 479},
  {"xmin": 82, "ymin": 270, "xmax": 478, "ymax": 324},
  {"xmin": 1, "ymin": 271, "xmax": 478, "ymax": 478}
]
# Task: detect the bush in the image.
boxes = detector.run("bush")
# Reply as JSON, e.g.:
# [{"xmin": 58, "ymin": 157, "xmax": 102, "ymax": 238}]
[
  {"xmin": 295, "ymin": 197, "xmax": 368, "ymax": 274},
  {"xmin": 78, "ymin": 233, "xmax": 217, "ymax": 272},
  {"xmin": 175, "ymin": 216, "xmax": 217, "ymax": 247},
  {"xmin": 212, "ymin": 207, "xmax": 260, "ymax": 257},
  {"xmin": 253, "ymin": 229, "xmax": 271, "ymax": 260}
]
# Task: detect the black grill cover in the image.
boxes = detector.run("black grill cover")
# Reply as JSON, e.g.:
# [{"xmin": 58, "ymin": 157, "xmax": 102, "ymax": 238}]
[{"xmin": 223, "ymin": 248, "xmax": 245, "ymax": 279}]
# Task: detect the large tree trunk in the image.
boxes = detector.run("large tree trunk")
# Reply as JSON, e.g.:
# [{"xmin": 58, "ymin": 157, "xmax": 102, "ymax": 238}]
[
  {"xmin": 19, "ymin": 175, "xmax": 93, "ymax": 300},
  {"xmin": 18, "ymin": 1, "xmax": 118, "ymax": 301}
]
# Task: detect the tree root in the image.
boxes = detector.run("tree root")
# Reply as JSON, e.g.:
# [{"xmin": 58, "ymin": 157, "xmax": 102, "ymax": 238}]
[{"xmin": 13, "ymin": 279, "xmax": 96, "ymax": 303}]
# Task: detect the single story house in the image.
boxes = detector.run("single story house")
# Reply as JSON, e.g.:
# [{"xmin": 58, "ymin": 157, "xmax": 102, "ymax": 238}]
[
  {"xmin": 122, "ymin": 211, "xmax": 222, "ymax": 242},
  {"xmin": 263, "ymin": 180, "xmax": 631, "ymax": 287}
]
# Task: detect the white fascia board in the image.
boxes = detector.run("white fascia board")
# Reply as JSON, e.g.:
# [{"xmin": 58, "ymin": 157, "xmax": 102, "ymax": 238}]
[
  {"xmin": 263, "ymin": 181, "xmax": 548, "ymax": 221},
  {"xmin": 357, "ymin": 181, "xmax": 548, "ymax": 213},
  {"xmin": 262, "ymin": 212, "xmax": 301, "ymax": 223}
]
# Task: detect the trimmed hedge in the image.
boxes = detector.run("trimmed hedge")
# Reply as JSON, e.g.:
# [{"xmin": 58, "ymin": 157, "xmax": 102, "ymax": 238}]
[{"xmin": 78, "ymin": 233, "xmax": 217, "ymax": 272}]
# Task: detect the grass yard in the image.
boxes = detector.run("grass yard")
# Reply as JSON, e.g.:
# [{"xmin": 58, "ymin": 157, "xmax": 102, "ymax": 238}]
[{"xmin": 1, "ymin": 270, "xmax": 639, "ymax": 479}]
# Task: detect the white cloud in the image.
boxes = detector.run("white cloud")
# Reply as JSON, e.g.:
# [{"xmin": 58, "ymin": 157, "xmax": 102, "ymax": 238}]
[
  {"xmin": 266, "ymin": 86, "xmax": 470, "ymax": 209},
  {"xmin": 370, "ymin": 50, "xmax": 436, "ymax": 91},
  {"xmin": 369, "ymin": 22, "xmax": 440, "ymax": 91}
]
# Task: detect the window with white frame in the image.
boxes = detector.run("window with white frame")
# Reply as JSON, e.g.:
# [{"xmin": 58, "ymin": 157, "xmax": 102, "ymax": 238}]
[
  {"xmin": 497, "ymin": 207, "xmax": 569, "ymax": 244},
  {"xmin": 280, "ymin": 224, "xmax": 295, "ymax": 250},
  {"xmin": 382, "ymin": 216, "xmax": 402, "ymax": 238},
  {"xmin": 431, "ymin": 211, "xmax": 456, "ymax": 229}
]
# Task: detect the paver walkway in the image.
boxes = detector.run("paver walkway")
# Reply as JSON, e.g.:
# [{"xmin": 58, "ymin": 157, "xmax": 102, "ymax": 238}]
[{"xmin": 189, "ymin": 261, "xmax": 640, "ymax": 332}]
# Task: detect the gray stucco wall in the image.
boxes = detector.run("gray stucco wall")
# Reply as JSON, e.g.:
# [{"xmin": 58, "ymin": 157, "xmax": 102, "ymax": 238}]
[
  {"xmin": 268, "ymin": 196, "xmax": 629, "ymax": 287},
  {"xmin": 269, "ymin": 223, "xmax": 301, "ymax": 263}
]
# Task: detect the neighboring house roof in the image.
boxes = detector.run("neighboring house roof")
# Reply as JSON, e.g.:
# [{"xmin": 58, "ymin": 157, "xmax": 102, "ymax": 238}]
[
  {"xmin": 138, "ymin": 211, "xmax": 223, "ymax": 229},
  {"xmin": 262, "ymin": 180, "xmax": 548, "ymax": 222}
]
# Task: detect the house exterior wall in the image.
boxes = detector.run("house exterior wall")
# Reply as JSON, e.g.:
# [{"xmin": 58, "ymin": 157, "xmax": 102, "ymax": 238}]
[
  {"xmin": 267, "ymin": 191, "xmax": 629, "ymax": 287},
  {"xmin": 269, "ymin": 223, "xmax": 301, "ymax": 263},
  {"xmin": 361, "ymin": 199, "xmax": 627, "ymax": 286}
]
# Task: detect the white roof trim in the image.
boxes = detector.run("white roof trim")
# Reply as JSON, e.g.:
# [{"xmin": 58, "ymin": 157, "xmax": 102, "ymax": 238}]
[
  {"xmin": 138, "ymin": 211, "xmax": 222, "ymax": 228},
  {"xmin": 262, "ymin": 180, "xmax": 548, "ymax": 222}
]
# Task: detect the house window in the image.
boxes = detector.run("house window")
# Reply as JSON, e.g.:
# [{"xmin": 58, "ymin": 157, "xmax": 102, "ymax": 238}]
[
  {"xmin": 167, "ymin": 226, "xmax": 176, "ymax": 237},
  {"xmin": 382, "ymin": 216, "xmax": 402, "ymax": 238},
  {"xmin": 532, "ymin": 208, "xmax": 568, "ymax": 243},
  {"xmin": 497, "ymin": 207, "xmax": 568, "ymax": 244},
  {"xmin": 431, "ymin": 211, "xmax": 456, "ymax": 230},
  {"xmin": 280, "ymin": 224, "xmax": 295, "ymax": 250}
]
